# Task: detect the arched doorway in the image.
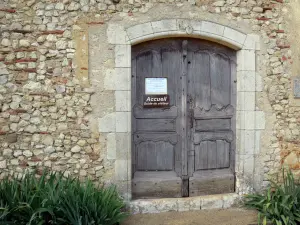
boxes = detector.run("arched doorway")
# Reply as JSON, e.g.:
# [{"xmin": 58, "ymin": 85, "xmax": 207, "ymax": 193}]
[{"xmin": 131, "ymin": 38, "xmax": 236, "ymax": 198}]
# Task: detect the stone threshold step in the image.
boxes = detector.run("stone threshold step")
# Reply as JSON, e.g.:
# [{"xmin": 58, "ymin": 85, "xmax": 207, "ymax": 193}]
[{"xmin": 129, "ymin": 193, "xmax": 241, "ymax": 214}]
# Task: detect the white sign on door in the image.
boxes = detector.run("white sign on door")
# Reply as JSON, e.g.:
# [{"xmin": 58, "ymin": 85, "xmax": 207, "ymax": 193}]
[{"xmin": 145, "ymin": 78, "xmax": 167, "ymax": 95}]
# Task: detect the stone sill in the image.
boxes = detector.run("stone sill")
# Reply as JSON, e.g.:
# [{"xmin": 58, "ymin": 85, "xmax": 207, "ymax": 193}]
[{"xmin": 129, "ymin": 193, "xmax": 241, "ymax": 214}]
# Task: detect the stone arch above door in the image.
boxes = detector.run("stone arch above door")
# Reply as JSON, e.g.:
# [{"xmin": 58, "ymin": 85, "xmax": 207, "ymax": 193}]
[{"xmin": 102, "ymin": 19, "xmax": 265, "ymax": 204}]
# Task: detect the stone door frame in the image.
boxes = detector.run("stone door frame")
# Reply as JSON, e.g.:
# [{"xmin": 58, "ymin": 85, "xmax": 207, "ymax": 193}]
[{"xmin": 102, "ymin": 19, "xmax": 265, "ymax": 204}]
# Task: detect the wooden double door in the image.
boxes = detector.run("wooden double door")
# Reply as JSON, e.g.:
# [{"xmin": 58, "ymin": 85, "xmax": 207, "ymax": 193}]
[{"xmin": 131, "ymin": 38, "xmax": 236, "ymax": 198}]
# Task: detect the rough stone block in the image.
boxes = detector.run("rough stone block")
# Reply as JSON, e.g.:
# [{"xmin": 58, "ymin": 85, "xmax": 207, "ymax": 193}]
[
  {"xmin": 138, "ymin": 200, "xmax": 161, "ymax": 214},
  {"xmin": 98, "ymin": 112, "xmax": 116, "ymax": 132},
  {"xmin": 237, "ymin": 92, "xmax": 255, "ymax": 111},
  {"xmin": 201, "ymin": 195, "xmax": 224, "ymax": 209},
  {"xmin": 115, "ymin": 159, "xmax": 129, "ymax": 181},
  {"xmin": 243, "ymin": 34, "xmax": 260, "ymax": 50},
  {"xmin": 152, "ymin": 19, "xmax": 177, "ymax": 33},
  {"xmin": 115, "ymin": 91, "xmax": 130, "ymax": 112},
  {"xmin": 126, "ymin": 22, "xmax": 153, "ymax": 40},
  {"xmin": 244, "ymin": 111, "xmax": 255, "ymax": 129},
  {"xmin": 116, "ymin": 132, "xmax": 130, "ymax": 160},
  {"xmin": 127, "ymin": 160, "xmax": 132, "ymax": 182},
  {"xmin": 236, "ymin": 129, "xmax": 242, "ymax": 152},
  {"xmin": 213, "ymin": 1, "xmax": 225, "ymax": 6},
  {"xmin": 74, "ymin": 26, "xmax": 89, "ymax": 87},
  {"xmin": 42, "ymin": 135, "xmax": 54, "ymax": 146},
  {"xmin": 222, "ymin": 194, "xmax": 239, "ymax": 208},
  {"xmin": 0, "ymin": 160, "xmax": 7, "ymax": 169},
  {"xmin": 236, "ymin": 111, "xmax": 245, "ymax": 130},
  {"xmin": 154, "ymin": 199, "xmax": 178, "ymax": 212},
  {"xmin": 243, "ymin": 155, "xmax": 255, "ymax": 182},
  {"xmin": 293, "ymin": 77, "xmax": 300, "ymax": 98},
  {"xmin": 235, "ymin": 154, "xmax": 244, "ymax": 175},
  {"xmin": 107, "ymin": 24, "xmax": 128, "ymax": 44},
  {"xmin": 255, "ymin": 111, "xmax": 265, "ymax": 130},
  {"xmin": 177, "ymin": 19, "xmax": 202, "ymax": 33},
  {"xmin": 116, "ymin": 112, "xmax": 130, "ymax": 132},
  {"xmin": 104, "ymin": 69, "xmax": 116, "ymax": 90},
  {"xmin": 240, "ymin": 130, "xmax": 255, "ymax": 155},
  {"xmin": 220, "ymin": 36, "xmax": 243, "ymax": 50},
  {"xmin": 115, "ymin": 45, "xmax": 131, "ymax": 67},
  {"xmin": 245, "ymin": 92, "xmax": 256, "ymax": 111},
  {"xmin": 223, "ymin": 27, "xmax": 246, "ymax": 45},
  {"xmin": 115, "ymin": 68, "xmax": 131, "ymax": 91},
  {"xmin": 5, "ymin": 133, "xmax": 17, "ymax": 143},
  {"xmin": 128, "ymin": 33, "xmax": 159, "ymax": 45},
  {"xmin": 115, "ymin": 180, "xmax": 131, "ymax": 201},
  {"xmin": 255, "ymin": 131, "xmax": 261, "ymax": 155},
  {"xmin": 0, "ymin": 75, "xmax": 8, "ymax": 84},
  {"xmin": 189, "ymin": 197, "xmax": 201, "ymax": 211},
  {"xmin": 201, "ymin": 21, "xmax": 224, "ymax": 36},
  {"xmin": 129, "ymin": 201, "xmax": 142, "ymax": 214},
  {"xmin": 130, "ymin": 197, "xmax": 202, "ymax": 214},
  {"xmin": 107, "ymin": 133, "xmax": 116, "ymax": 160},
  {"xmin": 237, "ymin": 50, "xmax": 256, "ymax": 71},
  {"xmin": 177, "ymin": 198, "xmax": 191, "ymax": 212},
  {"xmin": 237, "ymin": 71, "xmax": 256, "ymax": 92},
  {"xmin": 256, "ymin": 72, "xmax": 263, "ymax": 92},
  {"xmin": 243, "ymin": 35, "xmax": 255, "ymax": 50}
]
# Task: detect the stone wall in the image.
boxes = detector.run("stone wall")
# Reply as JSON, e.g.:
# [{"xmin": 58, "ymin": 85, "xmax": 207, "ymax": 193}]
[{"xmin": 0, "ymin": 0, "xmax": 299, "ymax": 199}]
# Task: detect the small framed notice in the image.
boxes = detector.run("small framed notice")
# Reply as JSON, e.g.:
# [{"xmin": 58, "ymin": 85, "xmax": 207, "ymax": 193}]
[
  {"xmin": 143, "ymin": 95, "xmax": 170, "ymax": 108},
  {"xmin": 145, "ymin": 78, "xmax": 167, "ymax": 95}
]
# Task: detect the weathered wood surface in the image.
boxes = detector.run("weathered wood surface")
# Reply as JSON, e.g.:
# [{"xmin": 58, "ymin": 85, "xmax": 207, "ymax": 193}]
[
  {"xmin": 189, "ymin": 169, "xmax": 235, "ymax": 196},
  {"xmin": 137, "ymin": 141, "xmax": 174, "ymax": 171},
  {"xmin": 132, "ymin": 39, "xmax": 183, "ymax": 198},
  {"xmin": 132, "ymin": 38, "xmax": 236, "ymax": 198},
  {"xmin": 195, "ymin": 119, "xmax": 231, "ymax": 131},
  {"xmin": 132, "ymin": 171, "xmax": 182, "ymax": 199}
]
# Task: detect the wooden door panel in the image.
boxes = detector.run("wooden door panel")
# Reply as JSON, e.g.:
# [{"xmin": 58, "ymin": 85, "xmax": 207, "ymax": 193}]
[
  {"xmin": 195, "ymin": 119, "xmax": 231, "ymax": 131},
  {"xmin": 136, "ymin": 119, "xmax": 176, "ymax": 132},
  {"xmin": 133, "ymin": 41, "xmax": 182, "ymax": 175},
  {"xmin": 188, "ymin": 51, "xmax": 211, "ymax": 110},
  {"xmin": 216, "ymin": 140, "xmax": 230, "ymax": 168},
  {"xmin": 195, "ymin": 140, "xmax": 230, "ymax": 170},
  {"xmin": 137, "ymin": 141, "xmax": 174, "ymax": 171},
  {"xmin": 195, "ymin": 141, "xmax": 217, "ymax": 170},
  {"xmin": 210, "ymin": 54, "xmax": 231, "ymax": 108},
  {"xmin": 207, "ymin": 141, "xmax": 217, "ymax": 169},
  {"xmin": 133, "ymin": 133, "xmax": 180, "ymax": 165},
  {"xmin": 162, "ymin": 51, "xmax": 181, "ymax": 106},
  {"xmin": 194, "ymin": 131, "xmax": 234, "ymax": 143},
  {"xmin": 133, "ymin": 133, "xmax": 178, "ymax": 144},
  {"xmin": 134, "ymin": 47, "xmax": 182, "ymax": 109},
  {"xmin": 136, "ymin": 51, "xmax": 153, "ymax": 106},
  {"xmin": 189, "ymin": 169, "xmax": 234, "ymax": 196},
  {"xmin": 187, "ymin": 39, "xmax": 236, "ymax": 196},
  {"xmin": 133, "ymin": 171, "xmax": 182, "ymax": 198},
  {"xmin": 133, "ymin": 105, "xmax": 178, "ymax": 119},
  {"xmin": 195, "ymin": 142, "xmax": 208, "ymax": 170},
  {"xmin": 194, "ymin": 105, "xmax": 234, "ymax": 119},
  {"xmin": 132, "ymin": 38, "xmax": 236, "ymax": 198}
]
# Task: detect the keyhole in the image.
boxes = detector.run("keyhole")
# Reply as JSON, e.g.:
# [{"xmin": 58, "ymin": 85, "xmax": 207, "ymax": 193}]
[{"xmin": 188, "ymin": 61, "xmax": 191, "ymax": 64}]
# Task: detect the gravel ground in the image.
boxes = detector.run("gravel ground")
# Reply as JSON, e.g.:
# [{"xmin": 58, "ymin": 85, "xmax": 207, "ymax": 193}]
[{"xmin": 122, "ymin": 208, "xmax": 257, "ymax": 225}]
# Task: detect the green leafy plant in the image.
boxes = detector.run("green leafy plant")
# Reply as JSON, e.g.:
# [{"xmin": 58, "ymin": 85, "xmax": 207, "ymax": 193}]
[
  {"xmin": 244, "ymin": 169, "xmax": 300, "ymax": 225},
  {"xmin": 0, "ymin": 170, "xmax": 128, "ymax": 225}
]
